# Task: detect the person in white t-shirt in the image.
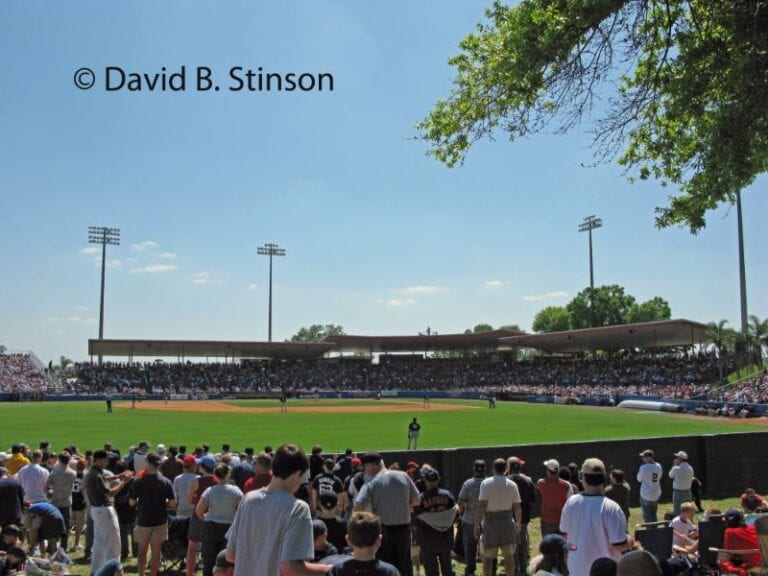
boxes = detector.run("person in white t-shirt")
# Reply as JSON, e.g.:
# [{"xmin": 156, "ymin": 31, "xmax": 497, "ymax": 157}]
[
  {"xmin": 636, "ymin": 449, "xmax": 663, "ymax": 523},
  {"xmin": 671, "ymin": 502, "xmax": 698, "ymax": 555},
  {"xmin": 668, "ymin": 451, "xmax": 694, "ymax": 516},
  {"xmin": 560, "ymin": 458, "xmax": 629, "ymax": 576},
  {"xmin": 474, "ymin": 458, "xmax": 522, "ymax": 576}
]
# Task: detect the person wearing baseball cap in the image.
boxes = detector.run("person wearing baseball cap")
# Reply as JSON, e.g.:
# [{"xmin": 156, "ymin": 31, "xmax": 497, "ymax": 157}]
[
  {"xmin": 353, "ymin": 451, "xmax": 420, "ymax": 576},
  {"xmin": 458, "ymin": 460, "xmax": 486, "ymax": 576},
  {"xmin": 530, "ymin": 534, "xmax": 576, "ymax": 576},
  {"xmin": 636, "ymin": 449, "xmax": 662, "ymax": 523},
  {"xmin": 669, "ymin": 451, "xmax": 694, "ymax": 516},
  {"xmin": 173, "ymin": 456, "xmax": 199, "ymax": 519},
  {"xmin": 185, "ymin": 456, "xmax": 219, "ymax": 576},
  {"xmin": 537, "ymin": 459, "xmax": 572, "ymax": 537},
  {"xmin": 413, "ymin": 468, "xmax": 457, "ymax": 576},
  {"xmin": 559, "ymin": 458, "xmax": 629, "ymax": 576}
]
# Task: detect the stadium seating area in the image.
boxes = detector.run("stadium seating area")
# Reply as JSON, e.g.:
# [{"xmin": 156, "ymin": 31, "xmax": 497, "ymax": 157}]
[
  {"xmin": 0, "ymin": 353, "xmax": 49, "ymax": 393},
  {"xmin": 66, "ymin": 354, "xmax": 726, "ymax": 399}
]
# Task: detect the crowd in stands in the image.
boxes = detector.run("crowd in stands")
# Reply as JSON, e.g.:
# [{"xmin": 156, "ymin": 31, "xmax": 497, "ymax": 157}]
[
  {"xmin": 0, "ymin": 353, "xmax": 49, "ymax": 397},
  {"xmin": 0, "ymin": 439, "xmax": 764, "ymax": 576},
  {"xmin": 70, "ymin": 354, "xmax": 723, "ymax": 395}
]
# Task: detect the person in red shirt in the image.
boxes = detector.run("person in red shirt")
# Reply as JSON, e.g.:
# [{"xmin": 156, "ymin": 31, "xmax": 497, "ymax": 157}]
[
  {"xmin": 536, "ymin": 459, "xmax": 572, "ymax": 536},
  {"xmin": 717, "ymin": 509, "xmax": 761, "ymax": 576},
  {"xmin": 242, "ymin": 453, "xmax": 272, "ymax": 493},
  {"xmin": 740, "ymin": 488, "xmax": 768, "ymax": 513}
]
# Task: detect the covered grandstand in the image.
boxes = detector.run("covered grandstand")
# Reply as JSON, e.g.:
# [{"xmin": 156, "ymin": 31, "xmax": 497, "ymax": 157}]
[{"xmin": 87, "ymin": 319, "xmax": 708, "ymax": 362}]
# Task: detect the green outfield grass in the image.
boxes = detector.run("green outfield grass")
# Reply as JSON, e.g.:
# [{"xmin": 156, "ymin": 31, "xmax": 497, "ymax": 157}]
[{"xmin": 0, "ymin": 399, "xmax": 764, "ymax": 453}]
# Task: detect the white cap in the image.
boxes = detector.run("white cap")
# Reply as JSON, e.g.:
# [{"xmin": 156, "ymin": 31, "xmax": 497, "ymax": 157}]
[
  {"xmin": 543, "ymin": 459, "xmax": 560, "ymax": 472},
  {"xmin": 674, "ymin": 451, "xmax": 688, "ymax": 460},
  {"xmin": 0, "ymin": 452, "xmax": 8, "ymax": 463}
]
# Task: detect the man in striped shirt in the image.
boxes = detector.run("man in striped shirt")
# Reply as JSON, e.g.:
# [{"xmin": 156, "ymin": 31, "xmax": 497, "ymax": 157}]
[{"xmin": 457, "ymin": 460, "xmax": 486, "ymax": 576}]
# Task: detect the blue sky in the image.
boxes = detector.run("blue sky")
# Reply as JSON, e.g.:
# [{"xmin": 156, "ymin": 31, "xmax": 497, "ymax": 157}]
[{"xmin": 1, "ymin": 1, "xmax": 765, "ymax": 364}]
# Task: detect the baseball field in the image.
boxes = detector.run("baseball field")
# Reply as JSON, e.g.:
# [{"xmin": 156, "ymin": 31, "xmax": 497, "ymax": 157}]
[{"xmin": 1, "ymin": 398, "xmax": 765, "ymax": 453}]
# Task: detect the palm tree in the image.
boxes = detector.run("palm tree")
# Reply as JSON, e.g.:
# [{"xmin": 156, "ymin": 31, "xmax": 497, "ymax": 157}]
[
  {"xmin": 706, "ymin": 320, "xmax": 730, "ymax": 381},
  {"xmin": 747, "ymin": 315, "xmax": 767, "ymax": 367}
]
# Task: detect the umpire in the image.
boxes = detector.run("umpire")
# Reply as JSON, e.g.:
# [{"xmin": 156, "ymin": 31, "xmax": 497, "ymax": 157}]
[{"xmin": 354, "ymin": 451, "xmax": 420, "ymax": 576}]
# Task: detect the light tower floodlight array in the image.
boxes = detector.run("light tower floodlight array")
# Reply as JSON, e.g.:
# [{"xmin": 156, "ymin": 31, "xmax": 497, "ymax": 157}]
[
  {"xmin": 257, "ymin": 243, "xmax": 287, "ymax": 342},
  {"xmin": 88, "ymin": 226, "xmax": 121, "ymax": 364}
]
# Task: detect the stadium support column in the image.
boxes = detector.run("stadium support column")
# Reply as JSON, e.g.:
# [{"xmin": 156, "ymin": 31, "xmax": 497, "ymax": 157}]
[
  {"xmin": 578, "ymin": 215, "xmax": 602, "ymax": 327},
  {"xmin": 736, "ymin": 190, "xmax": 748, "ymax": 335},
  {"xmin": 258, "ymin": 243, "xmax": 287, "ymax": 342},
  {"xmin": 88, "ymin": 226, "xmax": 121, "ymax": 365}
]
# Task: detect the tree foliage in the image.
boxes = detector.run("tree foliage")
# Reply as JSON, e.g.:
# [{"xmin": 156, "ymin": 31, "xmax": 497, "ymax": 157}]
[
  {"xmin": 532, "ymin": 306, "xmax": 572, "ymax": 333},
  {"xmin": 417, "ymin": 0, "xmax": 768, "ymax": 232},
  {"xmin": 290, "ymin": 324, "xmax": 345, "ymax": 343},
  {"xmin": 626, "ymin": 296, "xmax": 672, "ymax": 324}
]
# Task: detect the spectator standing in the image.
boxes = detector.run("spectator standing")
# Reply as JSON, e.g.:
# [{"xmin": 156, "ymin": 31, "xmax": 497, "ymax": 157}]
[
  {"xmin": 457, "ymin": 460, "xmax": 486, "ymax": 576},
  {"xmin": 559, "ymin": 458, "xmax": 628, "ymax": 576},
  {"xmin": 668, "ymin": 451, "xmax": 694, "ymax": 516},
  {"xmin": 536, "ymin": 459, "xmax": 571, "ymax": 537},
  {"xmin": 173, "ymin": 456, "xmax": 199, "ymax": 518},
  {"xmin": 229, "ymin": 457, "xmax": 254, "ymax": 492},
  {"xmin": 18, "ymin": 450, "xmax": 49, "ymax": 504},
  {"xmin": 329, "ymin": 512, "xmax": 399, "ymax": 576},
  {"xmin": 159, "ymin": 447, "xmax": 183, "ymax": 482},
  {"xmin": 184, "ymin": 455, "xmax": 218, "ymax": 576},
  {"xmin": 5, "ymin": 445, "xmax": 30, "ymax": 476},
  {"xmin": 195, "ymin": 464, "xmax": 242, "ymax": 576},
  {"xmin": 604, "ymin": 469, "xmax": 631, "ymax": 520},
  {"xmin": 311, "ymin": 459, "xmax": 344, "ymax": 516},
  {"xmin": 132, "ymin": 442, "xmax": 150, "ymax": 473},
  {"xmin": 636, "ymin": 450, "xmax": 662, "ymax": 523},
  {"xmin": 413, "ymin": 468, "xmax": 457, "ymax": 576},
  {"xmin": 129, "ymin": 453, "xmax": 176, "ymax": 576},
  {"xmin": 0, "ymin": 467, "xmax": 25, "ymax": 529},
  {"xmin": 70, "ymin": 460, "xmax": 86, "ymax": 550},
  {"xmin": 84, "ymin": 449, "xmax": 132, "ymax": 575},
  {"xmin": 225, "ymin": 444, "xmax": 329, "ymax": 576},
  {"xmin": 507, "ymin": 456, "xmax": 535, "ymax": 576},
  {"xmin": 474, "ymin": 458, "xmax": 522, "ymax": 576},
  {"xmin": 354, "ymin": 452, "xmax": 420, "ymax": 576},
  {"xmin": 242, "ymin": 453, "xmax": 272, "ymax": 493},
  {"xmin": 45, "ymin": 451, "xmax": 76, "ymax": 551}
]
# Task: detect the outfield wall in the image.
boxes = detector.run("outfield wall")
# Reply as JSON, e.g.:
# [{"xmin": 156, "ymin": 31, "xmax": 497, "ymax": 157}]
[{"xmin": 379, "ymin": 431, "xmax": 768, "ymax": 509}]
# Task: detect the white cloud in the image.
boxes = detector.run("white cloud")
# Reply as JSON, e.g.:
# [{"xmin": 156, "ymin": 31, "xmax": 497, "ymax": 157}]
[
  {"xmin": 74, "ymin": 305, "xmax": 89, "ymax": 312},
  {"xmin": 397, "ymin": 286, "xmax": 448, "ymax": 296},
  {"xmin": 107, "ymin": 259, "xmax": 122, "ymax": 269},
  {"xmin": 248, "ymin": 283, "xmax": 258, "ymax": 291},
  {"xmin": 45, "ymin": 315, "xmax": 97, "ymax": 325},
  {"xmin": 384, "ymin": 298, "xmax": 416, "ymax": 308},
  {"xmin": 131, "ymin": 240, "xmax": 158, "ymax": 251},
  {"xmin": 485, "ymin": 280, "xmax": 506, "ymax": 289},
  {"xmin": 79, "ymin": 247, "xmax": 99, "ymax": 256},
  {"xmin": 130, "ymin": 264, "xmax": 178, "ymax": 275},
  {"xmin": 157, "ymin": 252, "xmax": 177, "ymax": 259},
  {"xmin": 523, "ymin": 290, "xmax": 569, "ymax": 302},
  {"xmin": 192, "ymin": 272, "xmax": 215, "ymax": 285}
]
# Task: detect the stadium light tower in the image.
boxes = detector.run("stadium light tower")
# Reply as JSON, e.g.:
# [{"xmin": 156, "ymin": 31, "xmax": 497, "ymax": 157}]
[
  {"xmin": 257, "ymin": 243, "xmax": 286, "ymax": 342},
  {"xmin": 88, "ymin": 226, "xmax": 121, "ymax": 364},
  {"xmin": 578, "ymin": 215, "xmax": 602, "ymax": 327}
]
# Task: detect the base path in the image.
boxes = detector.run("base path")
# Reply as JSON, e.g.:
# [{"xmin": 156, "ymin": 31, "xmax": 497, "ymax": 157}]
[{"xmin": 115, "ymin": 399, "xmax": 478, "ymax": 414}]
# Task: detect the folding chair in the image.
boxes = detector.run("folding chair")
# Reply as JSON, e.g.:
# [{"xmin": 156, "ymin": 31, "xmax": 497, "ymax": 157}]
[
  {"xmin": 635, "ymin": 521, "xmax": 673, "ymax": 563},
  {"xmin": 699, "ymin": 514, "xmax": 728, "ymax": 570}
]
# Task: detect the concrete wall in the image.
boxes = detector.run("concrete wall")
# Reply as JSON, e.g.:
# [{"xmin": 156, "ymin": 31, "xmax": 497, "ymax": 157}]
[{"xmin": 379, "ymin": 431, "xmax": 768, "ymax": 509}]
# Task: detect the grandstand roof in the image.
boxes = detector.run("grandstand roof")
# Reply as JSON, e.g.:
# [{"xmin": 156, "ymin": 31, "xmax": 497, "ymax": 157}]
[
  {"xmin": 323, "ymin": 329, "xmax": 524, "ymax": 353},
  {"xmin": 498, "ymin": 319, "xmax": 709, "ymax": 353},
  {"xmin": 88, "ymin": 339, "xmax": 334, "ymax": 360}
]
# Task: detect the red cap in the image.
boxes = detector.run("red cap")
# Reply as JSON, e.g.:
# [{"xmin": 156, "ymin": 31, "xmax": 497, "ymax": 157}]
[
  {"xmin": 407, "ymin": 461, "xmax": 419, "ymax": 468},
  {"xmin": 183, "ymin": 455, "xmax": 197, "ymax": 467}
]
